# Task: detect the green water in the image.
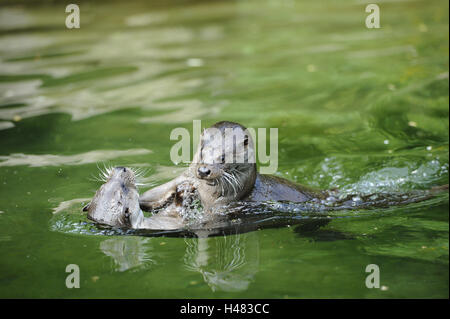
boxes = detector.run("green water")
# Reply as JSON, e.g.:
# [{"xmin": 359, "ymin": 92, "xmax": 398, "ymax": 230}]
[{"xmin": 0, "ymin": 0, "xmax": 448, "ymax": 298}]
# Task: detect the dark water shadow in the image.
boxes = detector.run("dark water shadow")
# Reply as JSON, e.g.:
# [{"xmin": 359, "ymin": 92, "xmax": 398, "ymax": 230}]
[{"xmin": 292, "ymin": 219, "xmax": 355, "ymax": 241}]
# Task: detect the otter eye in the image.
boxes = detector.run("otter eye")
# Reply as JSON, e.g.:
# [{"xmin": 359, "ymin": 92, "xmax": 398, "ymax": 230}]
[
  {"xmin": 244, "ymin": 137, "xmax": 249, "ymax": 146},
  {"xmin": 221, "ymin": 154, "xmax": 226, "ymax": 163}
]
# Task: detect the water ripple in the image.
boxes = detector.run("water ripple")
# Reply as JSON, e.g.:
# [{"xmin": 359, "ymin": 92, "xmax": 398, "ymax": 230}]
[{"xmin": 0, "ymin": 148, "xmax": 152, "ymax": 167}]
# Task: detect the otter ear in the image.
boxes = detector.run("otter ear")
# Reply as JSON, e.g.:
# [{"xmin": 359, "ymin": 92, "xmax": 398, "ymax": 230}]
[{"xmin": 82, "ymin": 203, "xmax": 90, "ymax": 212}]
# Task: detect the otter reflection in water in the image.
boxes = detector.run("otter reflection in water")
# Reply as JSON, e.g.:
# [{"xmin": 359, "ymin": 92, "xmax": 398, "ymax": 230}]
[
  {"xmin": 100, "ymin": 236, "xmax": 155, "ymax": 272},
  {"xmin": 183, "ymin": 231, "xmax": 259, "ymax": 292},
  {"xmin": 84, "ymin": 121, "xmax": 447, "ymax": 232},
  {"xmin": 98, "ymin": 230, "xmax": 260, "ymax": 292}
]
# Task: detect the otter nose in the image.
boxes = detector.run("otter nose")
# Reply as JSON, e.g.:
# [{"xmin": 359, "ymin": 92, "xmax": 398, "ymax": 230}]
[{"xmin": 197, "ymin": 166, "xmax": 211, "ymax": 178}]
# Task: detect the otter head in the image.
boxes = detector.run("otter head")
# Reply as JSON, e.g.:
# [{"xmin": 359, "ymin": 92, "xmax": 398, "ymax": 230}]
[
  {"xmin": 84, "ymin": 166, "xmax": 144, "ymax": 228},
  {"xmin": 191, "ymin": 121, "xmax": 257, "ymax": 210}
]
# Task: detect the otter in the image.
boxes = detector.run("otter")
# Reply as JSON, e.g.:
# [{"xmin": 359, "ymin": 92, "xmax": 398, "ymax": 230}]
[
  {"xmin": 140, "ymin": 121, "xmax": 448, "ymax": 215},
  {"xmin": 140, "ymin": 121, "xmax": 329, "ymax": 214},
  {"xmin": 84, "ymin": 166, "xmax": 144, "ymax": 228},
  {"xmin": 84, "ymin": 166, "xmax": 201, "ymax": 230},
  {"xmin": 86, "ymin": 122, "xmax": 446, "ymax": 232}
]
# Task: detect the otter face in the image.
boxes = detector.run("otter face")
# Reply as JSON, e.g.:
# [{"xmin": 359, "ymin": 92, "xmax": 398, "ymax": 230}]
[
  {"xmin": 85, "ymin": 166, "xmax": 143, "ymax": 228},
  {"xmin": 192, "ymin": 122, "xmax": 257, "ymax": 207}
]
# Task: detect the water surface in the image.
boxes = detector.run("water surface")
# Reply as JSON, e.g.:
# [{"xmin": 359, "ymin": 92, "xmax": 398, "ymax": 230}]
[{"xmin": 0, "ymin": 0, "xmax": 448, "ymax": 298}]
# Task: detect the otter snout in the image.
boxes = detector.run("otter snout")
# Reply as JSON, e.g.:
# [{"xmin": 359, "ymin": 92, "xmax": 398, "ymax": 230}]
[
  {"xmin": 196, "ymin": 164, "xmax": 222, "ymax": 180},
  {"xmin": 197, "ymin": 165, "xmax": 212, "ymax": 179}
]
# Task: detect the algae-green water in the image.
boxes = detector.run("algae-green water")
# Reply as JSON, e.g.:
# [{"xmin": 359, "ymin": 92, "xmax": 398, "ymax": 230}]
[{"xmin": 0, "ymin": 0, "xmax": 448, "ymax": 298}]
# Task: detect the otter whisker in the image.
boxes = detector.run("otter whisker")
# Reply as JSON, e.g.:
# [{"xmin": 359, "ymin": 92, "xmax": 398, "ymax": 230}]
[
  {"xmin": 95, "ymin": 163, "xmax": 112, "ymax": 183},
  {"xmin": 224, "ymin": 171, "xmax": 242, "ymax": 195},
  {"xmin": 98, "ymin": 162, "xmax": 114, "ymax": 182},
  {"xmin": 231, "ymin": 168, "xmax": 246, "ymax": 186},
  {"xmin": 102, "ymin": 162, "xmax": 112, "ymax": 175},
  {"xmin": 220, "ymin": 175, "xmax": 231, "ymax": 196},
  {"xmin": 225, "ymin": 172, "xmax": 237, "ymax": 191},
  {"xmin": 215, "ymin": 177, "xmax": 225, "ymax": 201},
  {"xmin": 218, "ymin": 176, "xmax": 229, "ymax": 198},
  {"xmin": 228, "ymin": 174, "xmax": 238, "ymax": 197},
  {"xmin": 230, "ymin": 172, "xmax": 242, "ymax": 190},
  {"xmin": 231, "ymin": 168, "xmax": 246, "ymax": 179},
  {"xmin": 135, "ymin": 181, "xmax": 158, "ymax": 188},
  {"xmin": 131, "ymin": 166, "xmax": 150, "ymax": 178},
  {"xmin": 229, "ymin": 168, "xmax": 244, "ymax": 182},
  {"xmin": 96, "ymin": 163, "xmax": 106, "ymax": 180},
  {"xmin": 89, "ymin": 173, "xmax": 106, "ymax": 183},
  {"xmin": 130, "ymin": 166, "xmax": 152, "ymax": 187},
  {"xmin": 223, "ymin": 173, "xmax": 237, "ymax": 197}
]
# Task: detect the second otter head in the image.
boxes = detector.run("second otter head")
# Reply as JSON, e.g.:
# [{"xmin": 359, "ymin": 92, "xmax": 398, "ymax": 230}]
[
  {"xmin": 85, "ymin": 166, "xmax": 143, "ymax": 229},
  {"xmin": 191, "ymin": 121, "xmax": 257, "ymax": 209}
]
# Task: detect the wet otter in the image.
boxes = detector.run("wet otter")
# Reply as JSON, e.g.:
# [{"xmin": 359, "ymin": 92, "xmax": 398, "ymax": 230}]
[
  {"xmin": 140, "ymin": 121, "xmax": 448, "ymax": 215},
  {"xmin": 87, "ymin": 122, "xmax": 446, "ymax": 232},
  {"xmin": 84, "ymin": 166, "xmax": 201, "ymax": 230},
  {"xmin": 84, "ymin": 166, "xmax": 144, "ymax": 228},
  {"xmin": 140, "ymin": 121, "xmax": 330, "ymax": 213}
]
